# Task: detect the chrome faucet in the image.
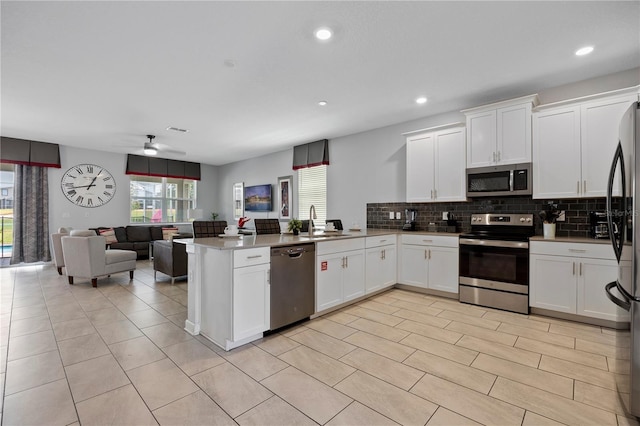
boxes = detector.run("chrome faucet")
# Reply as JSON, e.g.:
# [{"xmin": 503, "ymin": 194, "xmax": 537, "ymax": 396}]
[{"xmin": 309, "ymin": 204, "xmax": 317, "ymax": 237}]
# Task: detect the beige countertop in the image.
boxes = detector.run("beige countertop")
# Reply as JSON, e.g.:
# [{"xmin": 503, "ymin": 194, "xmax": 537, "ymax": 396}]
[
  {"xmin": 530, "ymin": 236, "xmax": 611, "ymax": 244},
  {"xmin": 178, "ymin": 228, "xmax": 461, "ymax": 250}
]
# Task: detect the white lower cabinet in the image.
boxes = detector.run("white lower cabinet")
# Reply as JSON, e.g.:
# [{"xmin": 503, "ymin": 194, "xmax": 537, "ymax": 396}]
[
  {"xmin": 316, "ymin": 239, "xmax": 365, "ymax": 313},
  {"xmin": 199, "ymin": 246, "xmax": 270, "ymax": 350},
  {"xmin": 398, "ymin": 234, "xmax": 459, "ymax": 295},
  {"xmin": 365, "ymin": 235, "xmax": 397, "ymax": 294},
  {"xmin": 232, "ymin": 262, "xmax": 270, "ymax": 341},
  {"xmin": 530, "ymin": 241, "xmax": 629, "ymax": 322}
]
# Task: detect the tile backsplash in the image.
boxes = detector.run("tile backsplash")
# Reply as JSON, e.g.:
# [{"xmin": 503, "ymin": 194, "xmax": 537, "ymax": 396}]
[{"xmin": 367, "ymin": 196, "xmax": 610, "ymax": 238}]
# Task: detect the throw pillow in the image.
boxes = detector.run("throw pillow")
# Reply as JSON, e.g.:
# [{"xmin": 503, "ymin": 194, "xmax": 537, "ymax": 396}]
[
  {"xmin": 99, "ymin": 228, "xmax": 118, "ymax": 244},
  {"xmin": 162, "ymin": 227, "xmax": 179, "ymax": 240}
]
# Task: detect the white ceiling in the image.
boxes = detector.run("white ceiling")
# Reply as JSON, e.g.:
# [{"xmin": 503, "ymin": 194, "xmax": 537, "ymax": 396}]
[{"xmin": 2, "ymin": 1, "xmax": 639, "ymax": 166}]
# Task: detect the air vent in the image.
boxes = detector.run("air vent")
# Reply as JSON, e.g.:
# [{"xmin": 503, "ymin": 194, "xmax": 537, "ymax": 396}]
[{"xmin": 166, "ymin": 126, "xmax": 189, "ymax": 133}]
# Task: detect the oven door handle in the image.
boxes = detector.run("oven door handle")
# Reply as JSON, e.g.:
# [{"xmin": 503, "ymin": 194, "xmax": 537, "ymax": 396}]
[{"xmin": 459, "ymin": 238, "xmax": 529, "ymax": 249}]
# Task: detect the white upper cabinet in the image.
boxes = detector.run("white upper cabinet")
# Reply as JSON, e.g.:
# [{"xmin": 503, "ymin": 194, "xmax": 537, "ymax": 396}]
[
  {"xmin": 405, "ymin": 124, "xmax": 466, "ymax": 203},
  {"xmin": 533, "ymin": 88, "xmax": 638, "ymax": 199},
  {"xmin": 463, "ymin": 95, "xmax": 538, "ymax": 168}
]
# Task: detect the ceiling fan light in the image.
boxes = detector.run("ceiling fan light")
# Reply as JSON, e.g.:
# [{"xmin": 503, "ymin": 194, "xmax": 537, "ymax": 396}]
[{"xmin": 143, "ymin": 146, "xmax": 157, "ymax": 156}]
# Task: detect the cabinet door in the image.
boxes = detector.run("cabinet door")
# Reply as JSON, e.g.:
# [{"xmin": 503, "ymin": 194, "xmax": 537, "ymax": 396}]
[
  {"xmin": 578, "ymin": 258, "xmax": 629, "ymax": 321},
  {"xmin": 497, "ymin": 103, "xmax": 531, "ymax": 165},
  {"xmin": 581, "ymin": 95, "xmax": 636, "ymax": 197},
  {"xmin": 316, "ymin": 253, "xmax": 344, "ymax": 312},
  {"xmin": 399, "ymin": 245, "xmax": 428, "ymax": 288},
  {"xmin": 533, "ymin": 107, "xmax": 582, "ymax": 199},
  {"xmin": 343, "ymin": 250, "xmax": 365, "ymax": 302},
  {"xmin": 467, "ymin": 110, "xmax": 497, "ymax": 168},
  {"xmin": 406, "ymin": 133, "xmax": 435, "ymax": 202},
  {"xmin": 233, "ymin": 264, "xmax": 270, "ymax": 341},
  {"xmin": 530, "ymin": 254, "xmax": 576, "ymax": 313},
  {"xmin": 434, "ymin": 128, "xmax": 466, "ymax": 202},
  {"xmin": 427, "ymin": 246, "xmax": 459, "ymax": 294},
  {"xmin": 366, "ymin": 246, "xmax": 397, "ymax": 294}
]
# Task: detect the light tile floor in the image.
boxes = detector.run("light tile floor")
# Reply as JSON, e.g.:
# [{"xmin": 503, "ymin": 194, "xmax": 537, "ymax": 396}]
[{"xmin": 1, "ymin": 260, "xmax": 638, "ymax": 425}]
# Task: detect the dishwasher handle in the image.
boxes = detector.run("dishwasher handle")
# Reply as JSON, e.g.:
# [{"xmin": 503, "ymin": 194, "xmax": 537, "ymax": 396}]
[{"xmin": 284, "ymin": 247, "xmax": 306, "ymax": 258}]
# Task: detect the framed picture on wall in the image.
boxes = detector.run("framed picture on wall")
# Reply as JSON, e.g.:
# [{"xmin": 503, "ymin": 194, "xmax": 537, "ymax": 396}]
[
  {"xmin": 277, "ymin": 175, "xmax": 293, "ymax": 220},
  {"xmin": 233, "ymin": 182, "xmax": 244, "ymax": 220}
]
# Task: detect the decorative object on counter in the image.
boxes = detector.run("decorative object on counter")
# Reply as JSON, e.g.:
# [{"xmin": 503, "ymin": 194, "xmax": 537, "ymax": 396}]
[
  {"xmin": 403, "ymin": 208, "xmax": 418, "ymax": 231},
  {"xmin": 326, "ymin": 219, "xmax": 343, "ymax": 230},
  {"xmin": 238, "ymin": 216, "xmax": 251, "ymax": 228},
  {"xmin": 278, "ymin": 175, "xmax": 293, "ymax": 220},
  {"xmin": 223, "ymin": 224, "xmax": 239, "ymax": 236},
  {"xmin": 211, "ymin": 212, "xmax": 219, "ymax": 220},
  {"xmin": 288, "ymin": 218, "xmax": 302, "ymax": 235},
  {"xmin": 540, "ymin": 203, "xmax": 560, "ymax": 239}
]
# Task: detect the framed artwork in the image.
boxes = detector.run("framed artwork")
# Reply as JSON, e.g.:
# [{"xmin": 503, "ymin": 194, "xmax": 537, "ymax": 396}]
[
  {"xmin": 233, "ymin": 182, "xmax": 244, "ymax": 220},
  {"xmin": 277, "ymin": 175, "xmax": 293, "ymax": 220}
]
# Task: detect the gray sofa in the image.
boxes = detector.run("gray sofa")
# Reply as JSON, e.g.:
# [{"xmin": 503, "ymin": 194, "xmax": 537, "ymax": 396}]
[{"xmin": 90, "ymin": 226, "xmax": 191, "ymax": 259}]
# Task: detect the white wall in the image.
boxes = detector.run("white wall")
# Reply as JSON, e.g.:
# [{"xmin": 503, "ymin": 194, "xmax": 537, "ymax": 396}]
[
  {"xmin": 215, "ymin": 149, "xmax": 293, "ymax": 227},
  {"xmin": 43, "ymin": 68, "xmax": 639, "ymax": 237},
  {"xmin": 214, "ymin": 68, "xmax": 639, "ymax": 229},
  {"xmin": 48, "ymin": 145, "xmax": 219, "ymax": 234}
]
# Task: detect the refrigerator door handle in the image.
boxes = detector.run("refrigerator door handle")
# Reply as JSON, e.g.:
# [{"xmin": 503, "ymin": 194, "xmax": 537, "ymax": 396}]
[
  {"xmin": 606, "ymin": 142, "xmax": 627, "ymax": 263},
  {"xmin": 605, "ymin": 281, "xmax": 631, "ymax": 311}
]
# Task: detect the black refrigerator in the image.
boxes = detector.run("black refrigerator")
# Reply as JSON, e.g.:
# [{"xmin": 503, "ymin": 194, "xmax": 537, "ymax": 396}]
[{"xmin": 604, "ymin": 101, "xmax": 639, "ymax": 417}]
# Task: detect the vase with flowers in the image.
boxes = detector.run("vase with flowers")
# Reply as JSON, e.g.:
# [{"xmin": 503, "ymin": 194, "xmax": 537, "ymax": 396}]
[
  {"xmin": 539, "ymin": 203, "xmax": 560, "ymax": 239},
  {"xmin": 288, "ymin": 218, "xmax": 302, "ymax": 235}
]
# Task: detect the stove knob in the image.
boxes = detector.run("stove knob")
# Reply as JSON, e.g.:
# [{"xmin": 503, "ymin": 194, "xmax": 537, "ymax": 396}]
[
  {"xmin": 526, "ymin": 218, "xmax": 532, "ymax": 223},
  {"xmin": 519, "ymin": 218, "xmax": 525, "ymax": 222}
]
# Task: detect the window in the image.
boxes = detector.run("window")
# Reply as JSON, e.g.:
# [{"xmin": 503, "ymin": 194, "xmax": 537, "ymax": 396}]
[
  {"xmin": 297, "ymin": 165, "xmax": 326, "ymax": 227},
  {"xmin": 130, "ymin": 176, "xmax": 196, "ymax": 223}
]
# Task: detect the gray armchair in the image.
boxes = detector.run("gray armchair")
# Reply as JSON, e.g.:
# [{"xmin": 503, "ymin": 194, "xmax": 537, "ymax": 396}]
[{"xmin": 61, "ymin": 231, "xmax": 137, "ymax": 288}]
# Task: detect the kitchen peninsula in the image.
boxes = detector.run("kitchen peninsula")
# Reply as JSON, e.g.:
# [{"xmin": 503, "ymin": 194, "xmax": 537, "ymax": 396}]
[{"xmin": 180, "ymin": 229, "xmax": 461, "ymax": 350}]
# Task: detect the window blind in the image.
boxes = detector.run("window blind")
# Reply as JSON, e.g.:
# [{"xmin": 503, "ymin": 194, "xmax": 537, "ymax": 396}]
[{"xmin": 297, "ymin": 165, "xmax": 327, "ymax": 226}]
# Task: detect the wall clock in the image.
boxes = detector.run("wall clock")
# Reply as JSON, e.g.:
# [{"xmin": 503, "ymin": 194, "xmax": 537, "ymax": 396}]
[{"xmin": 61, "ymin": 163, "xmax": 116, "ymax": 208}]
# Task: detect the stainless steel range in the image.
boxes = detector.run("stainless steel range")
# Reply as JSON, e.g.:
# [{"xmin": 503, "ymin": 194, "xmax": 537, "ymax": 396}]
[{"xmin": 459, "ymin": 213, "xmax": 534, "ymax": 314}]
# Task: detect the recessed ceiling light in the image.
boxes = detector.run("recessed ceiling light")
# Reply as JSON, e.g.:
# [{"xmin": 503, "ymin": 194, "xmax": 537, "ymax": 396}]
[
  {"xmin": 318, "ymin": 101, "xmax": 328, "ymax": 106},
  {"xmin": 415, "ymin": 97, "xmax": 428, "ymax": 104},
  {"xmin": 575, "ymin": 46, "xmax": 594, "ymax": 56},
  {"xmin": 314, "ymin": 27, "xmax": 333, "ymax": 41}
]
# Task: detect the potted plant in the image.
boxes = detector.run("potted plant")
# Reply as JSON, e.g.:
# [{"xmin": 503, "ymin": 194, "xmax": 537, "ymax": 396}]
[
  {"xmin": 288, "ymin": 218, "xmax": 303, "ymax": 235},
  {"xmin": 539, "ymin": 203, "xmax": 560, "ymax": 239},
  {"xmin": 211, "ymin": 212, "xmax": 219, "ymax": 220}
]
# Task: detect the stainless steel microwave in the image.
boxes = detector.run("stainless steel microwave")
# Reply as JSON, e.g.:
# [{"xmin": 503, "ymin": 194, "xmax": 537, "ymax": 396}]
[{"xmin": 466, "ymin": 163, "xmax": 532, "ymax": 197}]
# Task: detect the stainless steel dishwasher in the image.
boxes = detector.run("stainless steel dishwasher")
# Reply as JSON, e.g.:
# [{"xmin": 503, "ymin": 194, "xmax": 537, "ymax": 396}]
[{"xmin": 270, "ymin": 243, "xmax": 315, "ymax": 330}]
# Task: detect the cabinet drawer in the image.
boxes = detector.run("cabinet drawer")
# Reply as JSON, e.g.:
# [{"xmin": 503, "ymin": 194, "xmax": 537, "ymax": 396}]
[
  {"xmin": 233, "ymin": 247, "xmax": 270, "ymax": 268},
  {"xmin": 316, "ymin": 238, "xmax": 365, "ymax": 256},
  {"xmin": 365, "ymin": 235, "xmax": 396, "ymax": 248},
  {"xmin": 530, "ymin": 241, "xmax": 618, "ymax": 260},
  {"xmin": 401, "ymin": 234, "xmax": 458, "ymax": 248}
]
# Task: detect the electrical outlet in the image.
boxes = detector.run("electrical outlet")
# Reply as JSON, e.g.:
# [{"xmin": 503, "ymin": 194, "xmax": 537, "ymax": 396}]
[
  {"xmin": 396, "ymin": 212, "xmax": 401, "ymax": 219},
  {"xmin": 442, "ymin": 211, "xmax": 448, "ymax": 220},
  {"xmin": 389, "ymin": 212, "xmax": 394, "ymax": 219},
  {"xmin": 557, "ymin": 211, "xmax": 566, "ymax": 222}
]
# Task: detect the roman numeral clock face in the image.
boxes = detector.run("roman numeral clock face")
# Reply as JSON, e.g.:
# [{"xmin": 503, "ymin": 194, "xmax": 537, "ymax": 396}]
[{"xmin": 61, "ymin": 164, "xmax": 116, "ymax": 208}]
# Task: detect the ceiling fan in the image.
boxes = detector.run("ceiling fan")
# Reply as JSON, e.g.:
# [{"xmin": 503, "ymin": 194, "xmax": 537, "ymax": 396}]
[{"xmin": 141, "ymin": 134, "xmax": 186, "ymax": 157}]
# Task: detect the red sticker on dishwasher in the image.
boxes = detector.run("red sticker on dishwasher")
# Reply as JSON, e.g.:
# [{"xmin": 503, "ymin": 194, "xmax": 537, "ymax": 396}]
[{"xmin": 321, "ymin": 261, "xmax": 328, "ymax": 271}]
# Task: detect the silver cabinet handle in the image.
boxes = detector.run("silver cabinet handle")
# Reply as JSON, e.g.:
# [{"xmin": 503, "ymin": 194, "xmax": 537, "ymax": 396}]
[
  {"xmin": 434, "ymin": 189, "xmax": 437, "ymax": 199},
  {"xmin": 424, "ymin": 249, "xmax": 428, "ymax": 260},
  {"xmin": 583, "ymin": 180, "xmax": 587, "ymax": 193},
  {"xmin": 267, "ymin": 270, "xmax": 270, "ymax": 284},
  {"xmin": 246, "ymin": 255, "xmax": 262, "ymax": 259},
  {"xmin": 569, "ymin": 249, "xmax": 587, "ymax": 253},
  {"xmin": 573, "ymin": 262, "xmax": 576, "ymax": 275},
  {"xmin": 577, "ymin": 181, "xmax": 580, "ymax": 194},
  {"xmin": 423, "ymin": 239, "xmax": 433, "ymax": 243},
  {"xmin": 428, "ymin": 249, "xmax": 431, "ymax": 260},
  {"xmin": 345, "ymin": 256, "xmax": 348, "ymax": 268},
  {"xmin": 579, "ymin": 262, "xmax": 582, "ymax": 276},
  {"xmin": 382, "ymin": 249, "xmax": 386, "ymax": 260},
  {"xmin": 380, "ymin": 250, "xmax": 384, "ymax": 260},
  {"xmin": 430, "ymin": 189, "xmax": 434, "ymax": 199},
  {"xmin": 379, "ymin": 239, "xmax": 387, "ymax": 243}
]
